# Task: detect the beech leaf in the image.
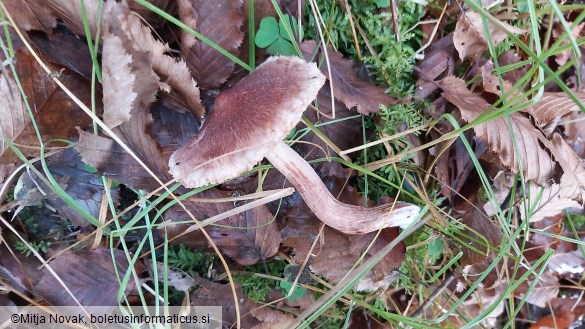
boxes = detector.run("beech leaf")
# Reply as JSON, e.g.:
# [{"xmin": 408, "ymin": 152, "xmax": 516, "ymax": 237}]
[
  {"xmin": 441, "ymin": 76, "xmax": 555, "ymax": 185},
  {"xmin": 75, "ymin": 130, "xmax": 163, "ymax": 191},
  {"xmin": 320, "ymin": 45, "xmax": 397, "ymax": 114},
  {"xmin": 178, "ymin": 0, "xmax": 244, "ymax": 89},
  {"xmin": 527, "ymin": 92, "xmax": 585, "ymax": 137},
  {"xmin": 0, "ymin": 48, "xmax": 92, "ymax": 164},
  {"xmin": 33, "ymin": 249, "xmax": 135, "ymax": 306},
  {"xmin": 519, "ymin": 182, "xmax": 580, "ymax": 223},
  {"xmin": 163, "ymin": 189, "xmax": 281, "ymax": 265},
  {"xmin": 453, "ymin": 11, "xmax": 525, "ymax": 60},
  {"xmin": 282, "ymin": 203, "xmax": 405, "ymax": 292}
]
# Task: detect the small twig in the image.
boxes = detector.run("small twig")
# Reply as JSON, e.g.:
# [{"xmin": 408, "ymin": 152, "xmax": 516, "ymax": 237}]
[{"xmin": 410, "ymin": 271, "xmax": 457, "ymax": 318}]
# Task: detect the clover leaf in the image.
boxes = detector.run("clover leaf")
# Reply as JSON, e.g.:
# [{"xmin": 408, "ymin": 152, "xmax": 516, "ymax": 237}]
[{"xmin": 255, "ymin": 14, "xmax": 301, "ymax": 56}]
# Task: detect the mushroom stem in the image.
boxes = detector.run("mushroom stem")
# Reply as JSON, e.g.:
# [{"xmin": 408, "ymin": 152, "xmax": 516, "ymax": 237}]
[{"xmin": 266, "ymin": 142, "xmax": 420, "ymax": 234}]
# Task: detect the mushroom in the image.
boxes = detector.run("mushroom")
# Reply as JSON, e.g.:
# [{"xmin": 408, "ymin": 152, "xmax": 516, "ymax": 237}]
[{"xmin": 169, "ymin": 56, "xmax": 420, "ymax": 234}]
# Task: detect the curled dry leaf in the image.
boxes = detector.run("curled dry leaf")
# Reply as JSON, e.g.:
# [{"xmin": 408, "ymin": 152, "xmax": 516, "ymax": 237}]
[
  {"xmin": 151, "ymin": 42, "xmax": 205, "ymax": 118},
  {"xmin": 453, "ymin": 10, "xmax": 525, "ymax": 60},
  {"xmin": 528, "ymin": 92, "xmax": 585, "ymax": 137},
  {"xmin": 101, "ymin": 2, "xmax": 159, "ymax": 129},
  {"xmin": 519, "ymin": 182, "xmax": 580, "ymax": 223},
  {"xmin": 0, "ymin": 48, "xmax": 92, "ymax": 164},
  {"xmin": 548, "ymin": 134, "xmax": 585, "ymax": 201},
  {"xmin": 178, "ymin": 0, "xmax": 244, "ymax": 89},
  {"xmin": 441, "ymin": 76, "xmax": 555, "ymax": 185},
  {"xmin": 34, "ymin": 249, "xmax": 136, "ymax": 306},
  {"xmin": 78, "ymin": 1, "xmax": 204, "ymax": 189}
]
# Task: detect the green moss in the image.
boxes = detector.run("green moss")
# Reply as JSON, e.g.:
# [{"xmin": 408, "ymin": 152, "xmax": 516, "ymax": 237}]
[
  {"xmin": 167, "ymin": 244, "xmax": 214, "ymax": 279},
  {"xmin": 233, "ymin": 259, "xmax": 287, "ymax": 302}
]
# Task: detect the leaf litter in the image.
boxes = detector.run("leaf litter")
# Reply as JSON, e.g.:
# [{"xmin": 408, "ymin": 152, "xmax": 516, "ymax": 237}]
[{"xmin": 1, "ymin": 0, "xmax": 585, "ymax": 327}]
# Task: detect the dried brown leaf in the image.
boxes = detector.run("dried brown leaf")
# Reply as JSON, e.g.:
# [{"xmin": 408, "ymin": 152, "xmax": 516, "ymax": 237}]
[
  {"xmin": 514, "ymin": 269, "xmax": 559, "ymax": 308},
  {"xmin": 150, "ymin": 105, "xmax": 201, "ymax": 158},
  {"xmin": 101, "ymin": 3, "xmax": 159, "ymax": 129},
  {"xmin": 75, "ymin": 130, "xmax": 163, "ymax": 191},
  {"xmin": 29, "ymin": 25, "xmax": 94, "ymax": 79},
  {"xmin": 528, "ymin": 309, "xmax": 575, "ymax": 329},
  {"xmin": 15, "ymin": 0, "xmax": 101, "ymax": 35},
  {"xmin": 90, "ymin": 2, "xmax": 181, "ymax": 188},
  {"xmin": 321, "ymin": 46, "xmax": 396, "ymax": 114},
  {"xmin": 563, "ymin": 111, "xmax": 585, "ymax": 158},
  {"xmin": 250, "ymin": 307, "xmax": 294, "ymax": 325},
  {"xmin": 553, "ymin": 22, "xmax": 585, "ymax": 67},
  {"xmin": 154, "ymin": 262, "xmax": 197, "ymax": 293},
  {"xmin": 528, "ymin": 92, "xmax": 585, "ymax": 137},
  {"xmin": 283, "ymin": 204, "xmax": 404, "ymax": 292},
  {"xmin": 415, "ymin": 33, "xmax": 456, "ymax": 99},
  {"xmin": 191, "ymin": 279, "xmax": 260, "ymax": 328},
  {"xmin": 0, "ymin": 48, "xmax": 92, "ymax": 164},
  {"xmin": 519, "ymin": 182, "xmax": 580, "ymax": 222},
  {"xmin": 163, "ymin": 189, "xmax": 281, "ymax": 265},
  {"xmin": 178, "ymin": 0, "xmax": 244, "ymax": 89},
  {"xmin": 441, "ymin": 76, "xmax": 555, "ymax": 185},
  {"xmin": 0, "ymin": 243, "xmax": 41, "ymax": 293},
  {"xmin": 299, "ymin": 86, "xmax": 362, "ymax": 170},
  {"xmin": 34, "ymin": 249, "xmax": 135, "ymax": 306},
  {"xmin": 4, "ymin": 0, "xmax": 56, "ymax": 32},
  {"xmin": 151, "ymin": 43, "xmax": 205, "ymax": 118},
  {"xmin": 550, "ymin": 134, "xmax": 585, "ymax": 200},
  {"xmin": 14, "ymin": 148, "xmax": 119, "ymax": 227},
  {"xmin": 453, "ymin": 11, "xmax": 525, "ymax": 60}
]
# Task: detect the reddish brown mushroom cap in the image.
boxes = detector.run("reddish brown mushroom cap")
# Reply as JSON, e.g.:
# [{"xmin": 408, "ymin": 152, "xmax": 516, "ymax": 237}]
[{"xmin": 170, "ymin": 56, "xmax": 326, "ymax": 188}]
